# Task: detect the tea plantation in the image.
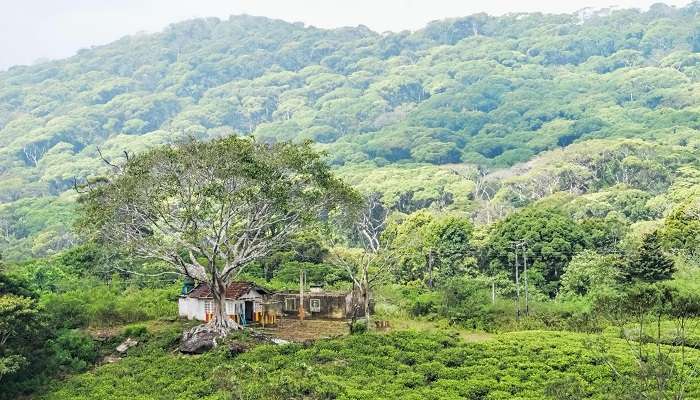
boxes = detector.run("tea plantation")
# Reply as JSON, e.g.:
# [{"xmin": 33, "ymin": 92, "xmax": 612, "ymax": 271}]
[{"xmin": 41, "ymin": 329, "xmax": 700, "ymax": 400}]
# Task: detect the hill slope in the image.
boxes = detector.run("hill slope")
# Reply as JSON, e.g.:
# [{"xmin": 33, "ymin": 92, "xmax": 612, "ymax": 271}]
[{"xmin": 2, "ymin": 4, "xmax": 700, "ymax": 259}]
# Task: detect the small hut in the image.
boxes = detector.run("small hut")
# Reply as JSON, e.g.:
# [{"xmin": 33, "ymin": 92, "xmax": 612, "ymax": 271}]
[{"xmin": 178, "ymin": 282, "xmax": 277, "ymax": 325}]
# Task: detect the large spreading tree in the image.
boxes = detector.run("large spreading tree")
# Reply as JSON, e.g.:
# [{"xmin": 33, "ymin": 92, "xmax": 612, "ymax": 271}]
[{"xmin": 78, "ymin": 137, "xmax": 356, "ymax": 331}]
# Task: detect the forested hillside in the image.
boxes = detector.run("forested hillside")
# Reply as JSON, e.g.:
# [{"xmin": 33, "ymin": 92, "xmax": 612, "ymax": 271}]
[
  {"xmin": 2, "ymin": 3, "xmax": 700, "ymax": 259},
  {"xmin": 3, "ymin": 4, "xmax": 700, "ymax": 399}
]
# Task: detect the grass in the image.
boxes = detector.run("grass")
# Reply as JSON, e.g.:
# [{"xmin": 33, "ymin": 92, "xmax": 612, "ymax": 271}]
[{"xmin": 385, "ymin": 317, "xmax": 495, "ymax": 342}]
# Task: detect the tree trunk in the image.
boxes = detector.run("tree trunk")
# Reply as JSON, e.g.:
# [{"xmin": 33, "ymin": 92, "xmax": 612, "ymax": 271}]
[
  {"xmin": 210, "ymin": 277, "xmax": 241, "ymax": 334},
  {"xmin": 361, "ymin": 270, "xmax": 371, "ymax": 329},
  {"xmin": 362, "ymin": 287, "xmax": 371, "ymax": 329}
]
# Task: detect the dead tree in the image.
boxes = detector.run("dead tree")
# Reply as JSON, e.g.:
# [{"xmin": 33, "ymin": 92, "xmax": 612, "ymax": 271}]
[{"xmin": 334, "ymin": 194, "xmax": 389, "ymax": 330}]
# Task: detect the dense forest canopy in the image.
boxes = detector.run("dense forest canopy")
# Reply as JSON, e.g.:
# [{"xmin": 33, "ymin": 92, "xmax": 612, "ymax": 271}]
[{"xmin": 2, "ymin": 3, "xmax": 700, "ymax": 260}]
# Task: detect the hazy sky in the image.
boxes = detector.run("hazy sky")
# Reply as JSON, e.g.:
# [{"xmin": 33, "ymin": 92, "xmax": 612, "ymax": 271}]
[{"xmin": 0, "ymin": 0, "xmax": 693, "ymax": 71}]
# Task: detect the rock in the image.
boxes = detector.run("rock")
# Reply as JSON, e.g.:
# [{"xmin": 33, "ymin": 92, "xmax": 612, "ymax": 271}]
[
  {"xmin": 102, "ymin": 355, "xmax": 121, "ymax": 364},
  {"xmin": 249, "ymin": 330, "xmax": 275, "ymax": 343},
  {"xmin": 227, "ymin": 341, "xmax": 248, "ymax": 357},
  {"xmin": 179, "ymin": 324, "xmax": 222, "ymax": 354},
  {"xmin": 116, "ymin": 337, "xmax": 138, "ymax": 354},
  {"xmin": 271, "ymin": 338, "xmax": 290, "ymax": 345}
]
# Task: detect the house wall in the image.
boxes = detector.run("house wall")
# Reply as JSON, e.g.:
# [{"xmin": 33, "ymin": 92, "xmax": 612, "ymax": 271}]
[
  {"xmin": 178, "ymin": 296, "xmax": 206, "ymax": 321},
  {"xmin": 178, "ymin": 297, "xmax": 187, "ymax": 318},
  {"xmin": 178, "ymin": 289, "xmax": 266, "ymax": 322},
  {"xmin": 271, "ymin": 292, "xmax": 364, "ymax": 320}
]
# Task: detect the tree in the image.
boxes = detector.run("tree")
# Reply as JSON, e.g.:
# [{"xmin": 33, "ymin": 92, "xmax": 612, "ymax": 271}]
[
  {"xmin": 660, "ymin": 197, "xmax": 700, "ymax": 259},
  {"xmin": 78, "ymin": 137, "xmax": 356, "ymax": 332},
  {"xmin": 0, "ymin": 294, "xmax": 39, "ymax": 382},
  {"xmin": 558, "ymin": 250, "xmax": 621, "ymax": 299},
  {"xmin": 622, "ymin": 231, "xmax": 676, "ymax": 283},
  {"xmin": 333, "ymin": 194, "xmax": 388, "ymax": 329},
  {"xmin": 487, "ymin": 207, "xmax": 589, "ymax": 296},
  {"xmin": 384, "ymin": 211, "xmax": 434, "ymax": 284},
  {"xmin": 385, "ymin": 211, "xmax": 474, "ymax": 287},
  {"xmin": 593, "ymin": 283, "xmax": 698, "ymax": 398}
]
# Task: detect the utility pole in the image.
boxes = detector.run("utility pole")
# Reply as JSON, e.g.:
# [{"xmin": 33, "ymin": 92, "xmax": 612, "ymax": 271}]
[
  {"xmin": 522, "ymin": 243, "xmax": 529, "ymax": 316},
  {"xmin": 299, "ymin": 269, "xmax": 305, "ymax": 321},
  {"xmin": 426, "ymin": 249, "xmax": 435, "ymax": 289},
  {"xmin": 514, "ymin": 243, "xmax": 521, "ymax": 321}
]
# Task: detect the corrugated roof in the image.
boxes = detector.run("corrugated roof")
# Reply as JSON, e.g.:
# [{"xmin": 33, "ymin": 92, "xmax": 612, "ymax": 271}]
[{"xmin": 186, "ymin": 282, "xmax": 269, "ymax": 299}]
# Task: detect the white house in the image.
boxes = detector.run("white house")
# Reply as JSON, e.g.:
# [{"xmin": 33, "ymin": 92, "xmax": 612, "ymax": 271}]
[{"xmin": 178, "ymin": 282, "xmax": 271, "ymax": 325}]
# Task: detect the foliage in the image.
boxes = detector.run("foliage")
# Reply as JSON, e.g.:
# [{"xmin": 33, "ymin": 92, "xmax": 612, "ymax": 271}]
[
  {"xmin": 486, "ymin": 207, "xmax": 589, "ymax": 296},
  {"xmin": 660, "ymin": 197, "xmax": 700, "ymax": 259},
  {"xmin": 0, "ymin": 294, "xmax": 39, "ymax": 382},
  {"xmin": 3, "ymin": 5, "xmax": 700, "ymax": 257},
  {"xmin": 46, "ymin": 330, "xmax": 98, "ymax": 374},
  {"xmin": 40, "ymin": 282, "xmax": 177, "ymax": 328},
  {"xmin": 558, "ymin": 250, "xmax": 622, "ymax": 299},
  {"xmin": 621, "ymin": 231, "xmax": 676, "ymax": 283},
  {"xmin": 385, "ymin": 211, "xmax": 475, "ymax": 286},
  {"xmin": 3, "ymin": 4, "xmax": 700, "ymax": 398}
]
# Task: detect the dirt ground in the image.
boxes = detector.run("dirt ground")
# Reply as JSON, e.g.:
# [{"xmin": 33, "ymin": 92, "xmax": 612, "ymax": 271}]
[
  {"xmin": 257, "ymin": 318, "xmax": 350, "ymax": 342},
  {"xmin": 257, "ymin": 317, "xmax": 494, "ymax": 343}
]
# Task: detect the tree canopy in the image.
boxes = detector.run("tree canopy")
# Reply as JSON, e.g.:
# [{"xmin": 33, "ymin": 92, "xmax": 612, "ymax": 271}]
[{"xmin": 3, "ymin": 5, "xmax": 700, "ymax": 258}]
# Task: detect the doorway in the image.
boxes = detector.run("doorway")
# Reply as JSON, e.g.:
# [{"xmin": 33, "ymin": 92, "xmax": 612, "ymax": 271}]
[{"xmin": 244, "ymin": 301, "xmax": 254, "ymax": 324}]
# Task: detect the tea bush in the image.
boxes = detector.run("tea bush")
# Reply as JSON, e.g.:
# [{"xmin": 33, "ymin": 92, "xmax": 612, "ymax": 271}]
[{"xmin": 41, "ymin": 330, "xmax": 700, "ymax": 400}]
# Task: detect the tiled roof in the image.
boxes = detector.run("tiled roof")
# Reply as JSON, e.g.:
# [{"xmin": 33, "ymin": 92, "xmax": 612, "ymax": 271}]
[{"xmin": 186, "ymin": 282, "xmax": 269, "ymax": 299}]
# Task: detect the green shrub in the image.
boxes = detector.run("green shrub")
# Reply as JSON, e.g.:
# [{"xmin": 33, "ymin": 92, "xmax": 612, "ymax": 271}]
[
  {"xmin": 47, "ymin": 330, "xmax": 98, "ymax": 374},
  {"xmin": 122, "ymin": 324, "xmax": 148, "ymax": 339},
  {"xmin": 39, "ymin": 330, "xmax": 700, "ymax": 399},
  {"xmin": 410, "ymin": 291, "xmax": 443, "ymax": 317},
  {"xmin": 350, "ymin": 321, "xmax": 368, "ymax": 334}
]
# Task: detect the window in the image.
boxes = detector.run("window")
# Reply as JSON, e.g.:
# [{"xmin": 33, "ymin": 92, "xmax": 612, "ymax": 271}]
[
  {"xmin": 310, "ymin": 298, "xmax": 321, "ymax": 312},
  {"xmin": 204, "ymin": 300, "xmax": 213, "ymax": 314},
  {"xmin": 284, "ymin": 298, "xmax": 297, "ymax": 311}
]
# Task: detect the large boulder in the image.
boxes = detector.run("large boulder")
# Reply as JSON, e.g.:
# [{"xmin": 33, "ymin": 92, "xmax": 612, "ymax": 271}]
[{"xmin": 179, "ymin": 325, "xmax": 221, "ymax": 354}]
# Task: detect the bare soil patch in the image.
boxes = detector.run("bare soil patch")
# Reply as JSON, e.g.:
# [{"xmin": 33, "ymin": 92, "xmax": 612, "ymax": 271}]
[{"xmin": 256, "ymin": 318, "xmax": 349, "ymax": 342}]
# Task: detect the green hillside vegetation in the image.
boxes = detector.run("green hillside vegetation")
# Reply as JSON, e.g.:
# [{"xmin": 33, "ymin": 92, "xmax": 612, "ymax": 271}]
[
  {"xmin": 3, "ymin": 3, "xmax": 700, "ymax": 258},
  {"xmin": 2, "ymin": 135, "xmax": 699, "ymax": 398},
  {"xmin": 40, "ymin": 330, "xmax": 700, "ymax": 400},
  {"xmin": 2, "ymin": 3, "xmax": 700, "ymax": 400}
]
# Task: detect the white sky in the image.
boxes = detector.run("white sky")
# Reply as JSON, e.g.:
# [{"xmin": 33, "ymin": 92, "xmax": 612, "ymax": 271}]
[{"xmin": 0, "ymin": 0, "xmax": 693, "ymax": 70}]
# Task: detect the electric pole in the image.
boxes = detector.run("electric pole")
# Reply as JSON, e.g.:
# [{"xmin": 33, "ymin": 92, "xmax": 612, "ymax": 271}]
[
  {"xmin": 426, "ymin": 249, "xmax": 435, "ymax": 289},
  {"xmin": 522, "ymin": 242, "xmax": 529, "ymax": 316},
  {"xmin": 299, "ymin": 268, "xmax": 305, "ymax": 321},
  {"xmin": 514, "ymin": 243, "xmax": 521, "ymax": 321}
]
